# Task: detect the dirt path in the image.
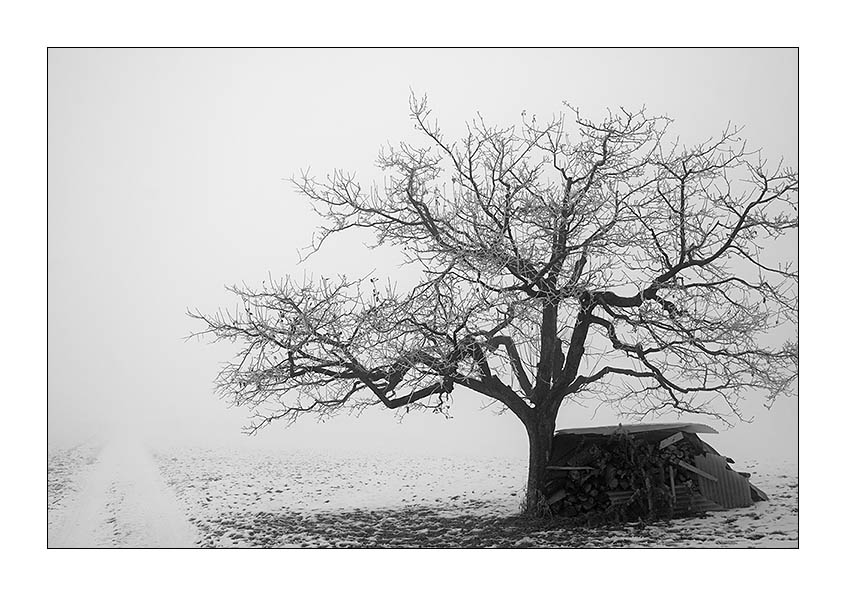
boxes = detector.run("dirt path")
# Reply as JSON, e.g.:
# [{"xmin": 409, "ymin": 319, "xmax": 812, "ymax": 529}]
[{"xmin": 49, "ymin": 438, "xmax": 197, "ymax": 548}]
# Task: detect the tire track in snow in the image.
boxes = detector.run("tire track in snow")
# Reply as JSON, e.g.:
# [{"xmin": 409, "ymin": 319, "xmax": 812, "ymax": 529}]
[{"xmin": 49, "ymin": 438, "xmax": 197, "ymax": 548}]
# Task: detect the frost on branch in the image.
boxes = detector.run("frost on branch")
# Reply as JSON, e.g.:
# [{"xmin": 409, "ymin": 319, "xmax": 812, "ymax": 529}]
[{"xmin": 190, "ymin": 94, "xmax": 798, "ymax": 435}]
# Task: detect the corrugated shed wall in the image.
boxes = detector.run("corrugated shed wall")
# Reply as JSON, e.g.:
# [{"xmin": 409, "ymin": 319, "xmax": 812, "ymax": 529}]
[
  {"xmin": 607, "ymin": 487, "xmax": 723, "ymax": 515},
  {"xmin": 693, "ymin": 453, "xmax": 753, "ymax": 508},
  {"xmin": 673, "ymin": 486, "xmax": 723, "ymax": 514}
]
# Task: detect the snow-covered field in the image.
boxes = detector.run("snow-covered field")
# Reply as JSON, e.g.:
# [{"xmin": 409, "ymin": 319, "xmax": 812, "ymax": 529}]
[
  {"xmin": 48, "ymin": 442, "xmax": 101, "ymax": 539},
  {"xmin": 48, "ymin": 439, "xmax": 197, "ymax": 547},
  {"xmin": 47, "ymin": 441, "xmax": 797, "ymax": 548}
]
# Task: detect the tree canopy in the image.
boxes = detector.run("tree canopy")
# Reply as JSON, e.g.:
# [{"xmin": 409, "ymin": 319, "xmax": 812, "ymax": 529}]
[{"xmin": 190, "ymin": 95, "xmax": 798, "ymax": 439}]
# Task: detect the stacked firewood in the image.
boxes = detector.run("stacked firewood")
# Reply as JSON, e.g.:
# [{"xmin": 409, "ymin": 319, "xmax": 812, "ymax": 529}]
[
  {"xmin": 545, "ymin": 468, "xmax": 609, "ymax": 516},
  {"xmin": 661, "ymin": 439, "xmax": 701, "ymax": 488},
  {"xmin": 545, "ymin": 433, "xmax": 704, "ymax": 520}
]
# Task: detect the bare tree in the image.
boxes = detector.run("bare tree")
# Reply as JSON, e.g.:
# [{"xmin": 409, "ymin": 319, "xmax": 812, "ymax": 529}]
[{"xmin": 190, "ymin": 95, "xmax": 798, "ymax": 515}]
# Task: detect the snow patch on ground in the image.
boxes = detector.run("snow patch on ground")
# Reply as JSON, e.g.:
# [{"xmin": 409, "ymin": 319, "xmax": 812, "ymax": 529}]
[
  {"xmin": 154, "ymin": 448, "xmax": 797, "ymax": 548},
  {"xmin": 48, "ymin": 443, "xmax": 102, "ymax": 539},
  {"xmin": 48, "ymin": 444, "xmax": 796, "ymax": 548},
  {"xmin": 48, "ymin": 439, "xmax": 197, "ymax": 548}
]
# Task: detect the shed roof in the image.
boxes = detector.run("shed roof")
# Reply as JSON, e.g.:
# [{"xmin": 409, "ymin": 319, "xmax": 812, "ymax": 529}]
[{"xmin": 554, "ymin": 422, "xmax": 718, "ymax": 436}]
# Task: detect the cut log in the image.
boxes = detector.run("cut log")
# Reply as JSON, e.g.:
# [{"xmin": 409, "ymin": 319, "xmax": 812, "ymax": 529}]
[
  {"xmin": 672, "ymin": 458, "xmax": 719, "ymax": 483},
  {"xmin": 669, "ymin": 464, "xmax": 676, "ymax": 499},
  {"xmin": 607, "ymin": 490, "xmax": 635, "ymax": 506},
  {"xmin": 659, "ymin": 432, "xmax": 684, "ymax": 450},
  {"xmin": 547, "ymin": 487, "xmax": 569, "ymax": 505}
]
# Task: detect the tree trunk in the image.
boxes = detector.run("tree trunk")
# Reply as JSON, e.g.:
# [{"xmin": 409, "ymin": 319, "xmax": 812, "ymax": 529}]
[{"xmin": 523, "ymin": 416, "xmax": 556, "ymax": 516}]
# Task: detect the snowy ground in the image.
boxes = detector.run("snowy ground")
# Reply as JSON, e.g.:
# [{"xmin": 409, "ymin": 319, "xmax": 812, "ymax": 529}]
[
  {"xmin": 47, "ymin": 441, "xmax": 797, "ymax": 548},
  {"xmin": 48, "ymin": 439, "xmax": 196, "ymax": 547},
  {"xmin": 48, "ymin": 442, "xmax": 101, "ymax": 539}
]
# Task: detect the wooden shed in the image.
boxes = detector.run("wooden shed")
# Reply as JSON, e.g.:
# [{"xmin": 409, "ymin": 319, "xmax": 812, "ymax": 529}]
[{"xmin": 545, "ymin": 422, "xmax": 768, "ymax": 519}]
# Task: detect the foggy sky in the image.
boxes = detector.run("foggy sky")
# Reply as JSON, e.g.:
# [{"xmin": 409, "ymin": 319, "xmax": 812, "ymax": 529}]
[{"xmin": 48, "ymin": 48, "xmax": 798, "ymax": 461}]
